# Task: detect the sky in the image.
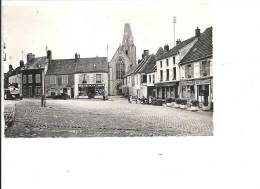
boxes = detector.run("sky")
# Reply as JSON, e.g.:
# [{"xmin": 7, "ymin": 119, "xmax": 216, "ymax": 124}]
[{"xmin": 2, "ymin": 0, "xmax": 212, "ymax": 73}]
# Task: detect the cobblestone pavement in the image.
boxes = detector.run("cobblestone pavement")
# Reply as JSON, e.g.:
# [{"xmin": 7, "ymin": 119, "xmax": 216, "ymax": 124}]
[
  {"xmin": 4, "ymin": 100, "xmax": 17, "ymax": 128},
  {"xmin": 5, "ymin": 97, "xmax": 213, "ymax": 137}
]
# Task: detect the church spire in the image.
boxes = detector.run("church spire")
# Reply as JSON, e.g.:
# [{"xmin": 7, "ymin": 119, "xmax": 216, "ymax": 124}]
[{"xmin": 122, "ymin": 23, "xmax": 134, "ymax": 46}]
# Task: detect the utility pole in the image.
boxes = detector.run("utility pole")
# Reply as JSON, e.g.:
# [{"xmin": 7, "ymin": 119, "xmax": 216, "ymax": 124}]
[
  {"xmin": 107, "ymin": 45, "xmax": 110, "ymax": 97},
  {"xmin": 41, "ymin": 46, "xmax": 47, "ymax": 107},
  {"xmin": 173, "ymin": 16, "xmax": 176, "ymax": 46}
]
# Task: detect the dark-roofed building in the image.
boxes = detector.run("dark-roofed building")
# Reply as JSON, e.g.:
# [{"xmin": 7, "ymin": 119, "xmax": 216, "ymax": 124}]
[
  {"xmin": 74, "ymin": 56, "xmax": 108, "ymax": 99},
  {"xmin": 45, "ymin": 55, "xmax": 76, "ymax": 98},
  {"xmin": 46, "ymin": 53, "xmax": 108, "ymax": 99},
  {"xmin": 155, "ymin": 31, "xmax": 198, "ymax": 99},
  {"xmin": 21, "ymin": 53, "xmax": 49, "ymax": 98},
  {"xmin": 179, "ymin": 27, "xmax": 213, "ymax": 110}
]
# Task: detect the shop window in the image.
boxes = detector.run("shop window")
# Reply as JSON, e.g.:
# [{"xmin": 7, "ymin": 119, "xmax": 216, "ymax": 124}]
[
  {"xmin": 96, "ymin": 74, "xmax": 101, "ymax": 83},
  {"xmin": 28, "ymin": 74, "xmax": 32, "ymax": 83},
  {"xmin": 36, "ymin": 86, "xmax": 41, "ymax": 96},
  {"xmin": 166, "ymin": 69, "xmax": 169, "ymax": 81},
  {"xmin": 35, "ymin": 74, "xmax": 41, "ymax": 83},
  {"xmin": 50, "ymin": 88, "xmax": 56, "ymax": 96}
]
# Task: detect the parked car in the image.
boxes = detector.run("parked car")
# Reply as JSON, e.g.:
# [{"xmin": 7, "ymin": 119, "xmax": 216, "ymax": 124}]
[
  {"xmin": 4, "ymin": 88, "xmax": 23, "ymax": 100},
  {"xmin": 53, "ymin": 93, "xmax": 70, "ymax": 100}
]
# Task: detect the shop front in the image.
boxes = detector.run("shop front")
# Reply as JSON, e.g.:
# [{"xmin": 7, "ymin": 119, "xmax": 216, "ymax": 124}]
[
  {"xmin": 180, "ymin": 78, "xmax": 212, "ymax": 108},
  {"xmin": 154, "ymin": 82, "xmax": 179, "ymax": 99},
  {"xmin": 78, "ymin": 84, "xmax": 105, "ymax": 99}
]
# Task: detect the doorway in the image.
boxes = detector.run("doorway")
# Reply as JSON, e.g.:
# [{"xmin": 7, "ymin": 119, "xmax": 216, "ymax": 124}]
[{"xmin": 28, "ymin": 86, "xmax": 32, "ymax": 97}]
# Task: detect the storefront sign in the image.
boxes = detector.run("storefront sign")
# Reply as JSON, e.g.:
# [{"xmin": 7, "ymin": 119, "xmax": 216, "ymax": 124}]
[
  {"xmin": 78, "ymin": 84, "xmax": 104, "ymax": 87},
  {"xmin": 195, "ymin": 79, "xmax": 211, "ymax": 85},
  {"xmin": 180, "ymin": 80, "xmax": 195, "ymax": 85}
]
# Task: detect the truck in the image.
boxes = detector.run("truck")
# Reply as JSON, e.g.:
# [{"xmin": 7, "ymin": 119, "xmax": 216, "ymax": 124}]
[{"xmin": 4, "ymin": 83, "xmax": 23, "ymax": 100}]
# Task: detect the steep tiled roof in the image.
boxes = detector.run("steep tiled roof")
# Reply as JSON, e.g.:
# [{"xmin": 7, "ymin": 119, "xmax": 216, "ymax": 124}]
[
  {"xmin": 47, "ymin": 57, "xmax": 108, "ymax": 75},
  {"xmin": 25, "ymin": 56, "xmax": 48, "ymax": 69},
  {"xmin": 137, "ymin": 55, "xmax": 156, "ymax": 74},
  {"xmin": 180, "ymin": 27, "xmax": 213, "ymax": 64},
  {"xmin": 124, "ymin": 64, "xmax": 139, "ymax": 77},
  {"xmin": 46, "ymin": 59, "xmax": 76, "ymax": 75},
  {"xmin": 75, "ymin": 57, "xmax": 108, "ymax": 73},
  {"xmin": 157, "ymin": 36, "xmax": 196, "ymax": 60}
]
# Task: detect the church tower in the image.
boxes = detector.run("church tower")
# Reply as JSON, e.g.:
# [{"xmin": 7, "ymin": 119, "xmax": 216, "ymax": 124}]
[
  {"xmin": 121, "ymin": 23, "xmax": 136, "ymax": 65},
  {"xmin": 109, "ymin": 23, "xmax": 137, "ymax": 95}
]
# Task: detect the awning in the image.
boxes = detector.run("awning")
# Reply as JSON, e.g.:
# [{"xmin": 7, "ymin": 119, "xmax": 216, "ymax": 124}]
[{"xmin": 154, "ymin": 81, "xmax": 179, "ymax": 87}]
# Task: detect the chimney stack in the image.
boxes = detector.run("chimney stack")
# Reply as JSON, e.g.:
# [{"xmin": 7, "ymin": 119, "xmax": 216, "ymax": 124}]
[
  {"xmin": 47, "ymin": 50, "xmax": 52, "ymax": 61},
  {"xmin": 164, "ymin": 44, "xmax": 169, "ymax": 51},
  {"xmin": 142, "ymin": 49, "xmax": 149, "ymax": 59},
  {"xmin": 9, "ymin": 64, "xmax": 13, "ymax": 71},
  {"xmin": 176, "ymin": 39, "xmax": 181, "ymax": 45},
  {"xmin": 195, "ymin": 27, "xmax": 200, "ymax": 37},
  {"xmin": 27, "ymin": 53, "xmax": 35, "ymax": 63},
  {"xmin": 19, "ymin": 60, "xmax": 24, "ymax": 67}
]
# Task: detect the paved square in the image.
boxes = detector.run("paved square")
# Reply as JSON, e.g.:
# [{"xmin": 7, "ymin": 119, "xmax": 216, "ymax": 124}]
[{"xmin": 5, "ymin": 97, "xmax": 213, "ymax": 137}]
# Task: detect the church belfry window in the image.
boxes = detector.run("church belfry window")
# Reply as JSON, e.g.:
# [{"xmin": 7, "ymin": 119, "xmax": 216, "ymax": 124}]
[{"xmin": 116, "ymin": 56, "xmax": 125, "ymax": 79}]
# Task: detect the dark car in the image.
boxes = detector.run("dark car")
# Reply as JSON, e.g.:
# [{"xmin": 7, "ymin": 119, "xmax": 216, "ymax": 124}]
[{"xmin": 52, "ymin": 93, "xmax": 70, "ymax": 100}]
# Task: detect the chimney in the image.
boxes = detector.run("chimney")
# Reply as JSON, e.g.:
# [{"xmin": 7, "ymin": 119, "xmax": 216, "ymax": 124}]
[
  {"xmin": 47, "ymin": 50, "xmax": 52, "ymax": 61},
  {"xmin": 75, "ymin": 53, "xmax": 78, "ymax": 60},
  {"xmin": 141, "ymin": 50, "xmax": 149, "ymax": 59},
  {"xmin": 78, "ymin": 54, "xmax": 80, "ymax": 58},
  {"xmin": 195, "ymin": 27, "xmax": 200, "ymax": 37},
  {"xmin": 164, "ymin": 44, "xmax": 169, "ymax": 51},
  {"xmin": 19, "ymin": 60, "xmax": 24, "ymax": 67},
  {"xmin": 176, "ymin": 39, "xmax": 181, "ymax": 45},
  {"xmin": 9, "ymin": 64, "xmax": 13, "ymax": 71},
  {"xmin": 27, "ymin": 53, "xmax": 35, "ymax": 63}
]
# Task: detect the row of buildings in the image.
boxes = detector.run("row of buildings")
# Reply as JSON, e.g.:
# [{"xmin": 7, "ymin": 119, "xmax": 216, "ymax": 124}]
[
  {"xmin": 4, "ymin": 23, "xmax": 213, "ymax": 108},
  {"xmin": 5, "ymin": 52, "xmax": 108, "ymax": 99},
  {"xmin": 122, "ymin": 26, "xmax": 213, "ymax": 109}
]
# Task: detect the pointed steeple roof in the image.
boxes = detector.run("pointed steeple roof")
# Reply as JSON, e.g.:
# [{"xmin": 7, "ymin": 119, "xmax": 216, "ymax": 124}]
[{"xmin": 122, "ymin": 23, "xmax": 134, "ymax": 46}]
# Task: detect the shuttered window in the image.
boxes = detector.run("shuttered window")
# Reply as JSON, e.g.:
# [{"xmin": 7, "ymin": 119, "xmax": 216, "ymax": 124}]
[
  {"xmin": 23, "ymin": 75, "xmax": 27, "ymax": 84},
  {"xmin": 201, "ymin": 61, "xmax": 210, "ymax": 77},
  {"xmin": 28, "ymin": 74, "xmax": 32, "ymax": 83},
  {"xmin": 96, "ymin": 74, "xmax": 101, "ymax": 83},
  {"xmin": 35, "ymin": 74, "xmax": 41, "ymax": 83},
  {"xmin": 62, "ymin": 75, "xmax": 68, "ymax": 84},
  {"xmin": 50, "ymin": 75, "xmax": 56, "ymax": 84}
]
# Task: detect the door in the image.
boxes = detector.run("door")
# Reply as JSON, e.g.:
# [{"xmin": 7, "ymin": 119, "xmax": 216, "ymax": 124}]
[
  {"xmin": 28, "ymin": 86, "xmax": 32, "ymax": 97},
  {"xmin": 63, "ymin": 88, "xmax": 67, "ymax": 94},
  {"xmin": 71, "ymin": 88, "xmax": 74, "ymax": 98}
]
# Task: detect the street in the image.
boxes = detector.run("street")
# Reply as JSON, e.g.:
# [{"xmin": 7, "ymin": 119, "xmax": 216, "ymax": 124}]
[{"xmin": 5, "ymin": 97, "xmax": 213, "ymax": 137}]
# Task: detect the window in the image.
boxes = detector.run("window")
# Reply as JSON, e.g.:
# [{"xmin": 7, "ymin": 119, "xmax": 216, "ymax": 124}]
[
  {"xmin": 28, "ymin": 74, "xmax": 32, "ymax": 83},
  {"xmin": 153, "ymin": 74, "xmax": 155, "ymax": 83},
  {"xmin": 35, "ymin": 74, "xmax": 41, "ymax": 83},
  {"xmin": 173, "ymin": 67, "xmax": 176, "ymax": 80},
  {"xmin": 149, "ymin": 75, "xmax": 151, "ymax": 83},
  {"xmin": 201, "ymin": 61, "xmax": 210, "ymax": 76},
  {"xmin": 142, "ymin": 75, "xmax": 147, "ymax": 83},
  {"xmin": 95, "ymin": 74, "xmax": 101, "ymax": 83},
  {"xmin": 50, "ymin": 75, "xmax": 56, "ymax": 84},
  {"xmin": 116, "ymin": 57, "xmax": 125, "ymax": 79},
  {"xmin": 166, "ymin": 59, "xmax": 169, "ymax": 66},
  {"xmin": 23, "ymin": 75, "xmax": 27, "ymax": 84},
  {"xmin": 62, "ymin": 75, "xmax": 68, "ymax": 84},
  {"xmin": 185, "ymin": 64, "xmax": 193, "ymax": 78},
  {"xmin": 166, "ymin": 69, "xmax": 169, "ymax": 81},
  {"xmin": 160, "ymin": 70, "xmax": 163, "ymax": 81},
  {"xmin": 35, "ymin": 86, "xmax": 41, "ymax": 96},
  {"xmin": 173, "ymin": 56, "xmax": 176, "ymax": 64},
  {"xmin": 160, "ymin": 61, "xmax": 162, "ymax": 68}
]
